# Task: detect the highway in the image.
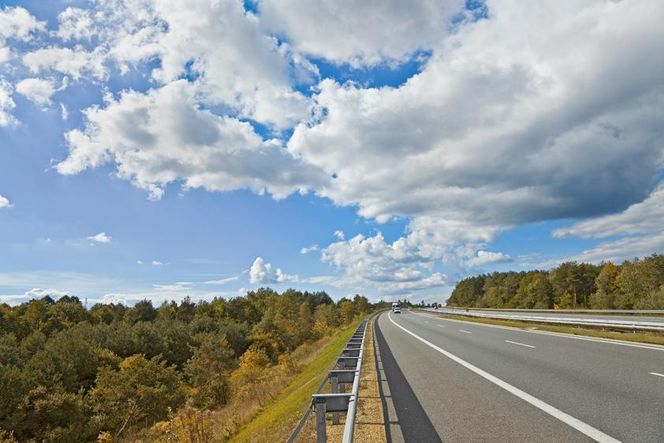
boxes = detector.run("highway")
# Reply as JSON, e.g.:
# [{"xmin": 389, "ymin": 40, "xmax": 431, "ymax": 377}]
[{"xmin": 375, "ymin": 310, "xmax": 664, "ymax": 442}]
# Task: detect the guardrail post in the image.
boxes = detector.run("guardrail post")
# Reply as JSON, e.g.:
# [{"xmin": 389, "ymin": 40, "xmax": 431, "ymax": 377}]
[
  {"xmin": 330, "ymin": 375, "xmax": 340, "ymax": 424},
  {"xmin": 314, "ymin": 397, "xmax": 327, "ymax": 443}
]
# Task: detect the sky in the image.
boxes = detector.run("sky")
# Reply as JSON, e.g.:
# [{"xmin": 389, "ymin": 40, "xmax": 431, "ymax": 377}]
[{"xmin": 0, "ymin": 0, "xmax": 663, "ymax": 306}]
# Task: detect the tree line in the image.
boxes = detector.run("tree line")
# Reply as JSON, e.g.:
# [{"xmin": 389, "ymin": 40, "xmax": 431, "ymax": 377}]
[
  {"xmin": 0, "ymin": 288, "xmax": 373, "ymax": 442},
  {"xmin": 447, "ymin": 254, "xmax": 664, "ymax": 309}
]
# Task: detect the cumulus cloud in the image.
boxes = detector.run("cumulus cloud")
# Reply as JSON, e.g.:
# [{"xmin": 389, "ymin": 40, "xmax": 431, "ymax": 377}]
[
  {"xmin": 260, "ymin": 0, "xmax": 464, "ymax": 66},
  {"xmin": 23, "ymin": 46, "xmax": 107, "ymax": 81},
  {"xmin": 466, "ymin": 250, "xmax": 511, "ymax": 267},
  {"xmin": 0, "ymin": 194, "xmax": 12, "ymax": 208},
  {"xmin": 290, "ymin": 1, "xmax": 664, "ymax": 227},
  {"xmin": 56, "ymin": 7, "xmax": 95, "ymax": 41},
  {"xmin": 249, "ymin": 257, "xmax": 298, "ymax": 284},
  {"xmin": 0, "ymin": 6, "xmax": 44, "ymax": 41},
  {"xmin": 87, "ymin": 232, "xmax": 111, "ymax": 243},
  {"xmin": 321, "ymin": 231, "xmax": 447, "ymax": 294},
  {"xmin": 56, "ymin": 80, "xmax": 327, "ymax": 200},
  {"xmin": 149, "ymin": 0, "xmax": 313, "ymax": 128},
  {"xmin": 333, "ymin": 230, "xmax": 345, "ymax": 240},
  {"xmin": 15, "ymin": 77, "xmax": 57, "ymax": 108}
]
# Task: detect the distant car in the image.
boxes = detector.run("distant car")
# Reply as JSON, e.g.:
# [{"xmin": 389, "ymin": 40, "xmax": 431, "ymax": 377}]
[{"xmin": 392, "ymin": 302, "xmax": 401, "ymax": 313}]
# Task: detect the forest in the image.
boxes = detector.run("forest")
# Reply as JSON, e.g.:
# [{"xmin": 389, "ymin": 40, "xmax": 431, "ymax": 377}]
[
  {"xmin": 447, "ymin": 254, "xmax": 664, "ymax": 309},
  {"xmin": 0, "ymin": 288, "xmax": 373, "ymax": 442}
]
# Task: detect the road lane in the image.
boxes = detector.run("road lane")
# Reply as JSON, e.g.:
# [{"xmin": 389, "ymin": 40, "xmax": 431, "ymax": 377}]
[{"xmin": 378, "ymin": 310, "xmax": 664, "ymax": 442}]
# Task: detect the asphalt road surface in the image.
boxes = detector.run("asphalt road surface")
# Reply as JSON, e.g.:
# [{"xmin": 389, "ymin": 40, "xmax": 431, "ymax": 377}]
[{"xmin": 376, "ymin": 310, "xmax": 664, "ymax": 442}]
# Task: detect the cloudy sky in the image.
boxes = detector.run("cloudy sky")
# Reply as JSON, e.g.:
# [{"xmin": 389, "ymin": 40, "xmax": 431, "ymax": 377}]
[{"xmin": 0, "ymin": 0, "xmax": 663, "ymax": 305}]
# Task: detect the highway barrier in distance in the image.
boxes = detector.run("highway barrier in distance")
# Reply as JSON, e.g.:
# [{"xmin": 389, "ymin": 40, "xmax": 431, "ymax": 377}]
[
  {"xmin": 287, "ymin": 318, "xmax": 369, "ymax": 443},
  {"xmin": 429, "ymin": 308, "xmax": 664, "ymax": 331}
]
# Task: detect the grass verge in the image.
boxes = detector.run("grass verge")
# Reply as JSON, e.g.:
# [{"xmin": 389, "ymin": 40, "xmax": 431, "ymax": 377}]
[
  {"xmin": 446, "ymin": 315, "xmax": 664, "ymax": 346},
  {"xmin": 229, "ymin": 320, "xmax": 360, "ymax": 443}
]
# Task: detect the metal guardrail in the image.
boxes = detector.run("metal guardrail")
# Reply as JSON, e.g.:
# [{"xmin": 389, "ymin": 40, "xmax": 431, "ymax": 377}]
[
  {"xmin": 430, "ymin": 308, "xmax": 664, "ymax": 331},
  {"xmin": 287, "ymin": 318, "xmax": 368, "ymax": 443},
  {"xmin": 444, "ymin": 307, "xmax": 664, "ymax": 315}
]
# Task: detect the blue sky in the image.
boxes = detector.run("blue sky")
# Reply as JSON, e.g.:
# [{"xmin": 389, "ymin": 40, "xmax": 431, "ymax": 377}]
[{"xmin": 1, "ymin": 0, "xmax": 663, "ymax": 305}]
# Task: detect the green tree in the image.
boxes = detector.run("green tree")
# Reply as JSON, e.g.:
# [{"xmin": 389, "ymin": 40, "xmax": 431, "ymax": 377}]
[
  {"xmin": 185, "ymin": 335, "xmax": 235, "ymax": 409},
  {"xmin": 590, "ymin": 262, "xmax": 619, "ymax": 309},
  {"xmin": 91, "ymin": 355, "xmax": 184, "ymax": 438}
]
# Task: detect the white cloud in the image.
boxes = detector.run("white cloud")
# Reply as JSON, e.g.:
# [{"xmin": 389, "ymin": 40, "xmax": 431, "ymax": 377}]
[
  {"xmin": 550, "ymin": 185, "xmax": 664, "ymax": 264},
  {"xmin": 570, "ymin": 233, "xmax": 664, "ymax": 264},
  {"xmin": 0, "ymin": 194, "xmax": 11, "ymax": 208},
  {"xmin": 466, "ymin": 250, "xmax": 511, "ymax": 267},
  {"xmin": 56, "ymin": 7, "xmax": 95, "ymax": 41},
  {"xmin": 15, "ymin": 78, "xmax": 57, "ymax": 108},
  {"xmin": 300, "ymin": 244, "xmax": 319, "ymax": 254},
  {"xmin": 0, "ymin": 6, "xmax": 45, "ymax": 41},
  {"xmin": 260, "ymin": 0, "xmax": 464, "ymax": 66},
  {"xmin": 333, "ymin": 230, "xmax": 345, "ymax": 240},
  {"xmin": 60, "ymin": 103, "xmax": 68, "ymax": 120},
  {"xmin": 152, "ymin": 260, "xmax": 164, "ymax": 266},
  {"xmin": 204, "ymin": 276, "xmax": 238, "ymax": 285},
  {"xmin": 279, "ymin": 0, "xmax": 664, "ymax": 287},
  {"xmin": 289, "ymin": 0, "xmax": 664, "ymax": 229},
  {"xmin": 148, "ymin": 0, "xmax": 313, "ymax": 128},
  {"xmin": 553, "ymin": 185, "xmax": 664, "ymax": 239},
  {"xmin": 87, "ymin": 232, "xmax": 111, "ymax": 243},
  {"xmin": 137, "ymin": 260, "xmax": 144, "ymax": 265},
  {"xmin": 0, "ymin": 6, "xmax": 43, "ymax": 68},
  {"xmin": 0, "ymin": 270, "xmax": 118, "ymax": 302},
  {"xmin": 24, "ymin": 287, "xmax": 70, "ymax": 300},
  {"xmin": 56, "ymin": 80, "xmax": 327, "ymax": 200},
  {"xmin": 321, "ymin": 231, "xmax": 448, "ymax": 294},
  {"xmin": 0, "ymin": 78, "xmax": 16, "ymax": 127},
  {"xmin": 249, "ymin": 256, "xmax": 297, "ymax": 284},
  {"xmin": 59, "ymin": 0, "xmax": 313, "ymax": 128},
  {"xmin": 23, "ymin": 46, "xmax": 107, "ymax": 80}
]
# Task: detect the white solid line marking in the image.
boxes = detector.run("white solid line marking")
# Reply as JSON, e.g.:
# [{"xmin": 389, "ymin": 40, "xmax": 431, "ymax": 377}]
[
  {"xmin": 650, "ymin": 372, "xmax": 664, "ymax": 378},
  {"xmin": 459, "ymin": 329, "xmax": 472, "ymax": 334},
  {"xmin": 388, "ymin": 313, "xmax": 620, "ymax": 443},
  {"xmin": 505, "ymin": 340, "xmax": 536, "ymax": 349}
]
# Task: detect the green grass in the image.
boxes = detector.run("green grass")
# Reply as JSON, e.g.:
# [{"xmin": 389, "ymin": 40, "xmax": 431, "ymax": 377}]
[
  {"xmin": 446, "ymin": 315, "xmax": 664, "ymax": 346},
  {"xmin": 230, "ymin": 321, "xmax": 360, "ymax": 442}
]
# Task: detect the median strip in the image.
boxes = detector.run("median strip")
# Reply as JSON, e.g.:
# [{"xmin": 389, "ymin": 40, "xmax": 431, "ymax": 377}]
[{"xmin": 388, "ymin": 312, "xmax": 621, "ymax": 443}]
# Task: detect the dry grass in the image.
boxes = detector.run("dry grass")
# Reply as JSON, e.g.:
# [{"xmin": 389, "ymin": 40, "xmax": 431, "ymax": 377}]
[
  {"xmin": 446, "ymin": 315, "xmax": 664, "ymax": 346},
  {"xmin": 353, "ymin": 317, "xmax": 386, "ymax": 443}
]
